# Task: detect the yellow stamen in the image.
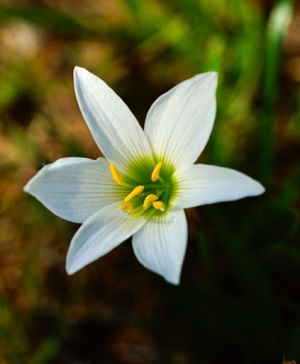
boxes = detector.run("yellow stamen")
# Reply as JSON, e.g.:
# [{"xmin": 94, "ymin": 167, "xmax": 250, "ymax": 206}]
[
  {"xmin": 151, "ymin": 162, "xmax": 163, "ymax": 182},
  {"xmin": 109, "ymin": 163, "xmax": 123, "ymax": 185},
  {"xmin": 143, "ymin": 194, "xmax": 159, "ymax": 209},
  {"xmin": 153, "ymin": 200, "xmax": 165, "ymax": 211},
  {"xmin": 124, "ymin": 185, "xmax": 144, "ymax": 202},
  {"xmin": 120, "ymin": 202, "xmax": 133, "ymax": 212}
]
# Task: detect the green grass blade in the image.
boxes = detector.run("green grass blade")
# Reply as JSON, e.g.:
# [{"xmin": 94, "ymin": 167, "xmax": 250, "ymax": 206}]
[{"xmin": 260, "ymin": 0, "xmax": 295, "ymax": 187}]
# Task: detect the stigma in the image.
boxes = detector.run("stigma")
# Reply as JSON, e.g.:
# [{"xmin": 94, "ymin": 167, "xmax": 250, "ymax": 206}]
[
  {"xmin": 153, "ymin": 201, "xmax": 165, "ymax": 211},
  {"xmin": 143, "ymin": 194, "xmax": 159, "ymax": 209}
]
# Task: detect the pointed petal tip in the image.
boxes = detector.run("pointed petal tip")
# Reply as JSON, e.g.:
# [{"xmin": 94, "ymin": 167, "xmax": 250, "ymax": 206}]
[
  {"xmin": 199, "ymin": 71, "xmax": 218, "ymax": 81},
  {"xmin": 193, "ymin": 71, "xmax": 217, "ymax": 84},
  {"xmin": 74, "ymin": 67, "xmax": 96, "ymax": 84},
  {"xmin": 23, "ymin": 175, "xmax": 37, "ymax": 195},
  {"xmin": 166, "ymin": 275, "xmax": 180, "ymax": 285},
  {"xmin": 73, "ymin": 65, "xmax": 79, "ymax": 77},
  {"xmin": 73, "ymin": 66, "xmax": 87, "ymax": 80},
  {"xmin": 66, "ymin": 252, "xmax": 80, "ymax": 275},
  {"xmin": 255, "ymin": 182, "xmax": 266, "ymax": 196},
  {"xmin": 209, "ymin": 71, "xmax": 218, "ymax": 78},
  {"xmin": 23, "ymin": 181, "xmax": 30, "ymax": 193},
  {"xmin": 66, "ymin": 262, "xmax": 76, "ymax": 275},
  {"xmin": 65, "ymin": 237, "xmax": 86, "ymax": 275},
  {"xmin": 206, "ymin": 71, "xmax": 218, "ymax": 86},
  {"xmin": 248, "ymin": 178, "xmax": 266, "ymax": 196},
  {"xmin": 74, "ymin": 65, "xmax": 84, "ymax": 72}
]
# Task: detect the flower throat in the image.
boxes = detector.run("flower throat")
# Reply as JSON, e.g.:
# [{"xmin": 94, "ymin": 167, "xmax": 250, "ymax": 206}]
[{"xmin": 109, "ymin": 160, "xmax": 177, "ymax": 217}]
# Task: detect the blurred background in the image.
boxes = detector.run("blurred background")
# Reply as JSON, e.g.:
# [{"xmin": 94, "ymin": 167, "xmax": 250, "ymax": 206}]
[{"xmin": 0, "ymin": 0, "xmax": 299, "ymax": 363}]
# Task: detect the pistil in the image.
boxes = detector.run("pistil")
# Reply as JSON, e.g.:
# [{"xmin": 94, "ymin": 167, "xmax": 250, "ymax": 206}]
[
  {"xmin": 153, "ymin": 201, "xmax": 165, "ymax": 211},
  {"xmin": 143, "ymin": 194, "xmax": 159, "ymax": 209}
]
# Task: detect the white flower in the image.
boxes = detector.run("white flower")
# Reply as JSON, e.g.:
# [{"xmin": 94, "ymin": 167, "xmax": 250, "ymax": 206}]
[{"xmin": 24, "ymin": 67, "xmax": 265, "ymax": 284}]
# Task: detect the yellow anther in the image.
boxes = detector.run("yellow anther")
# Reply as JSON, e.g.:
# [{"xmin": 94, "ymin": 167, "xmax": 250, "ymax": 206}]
[
  {"xmin": 124, "ymin": 185, "xmax": 144, "ymax": 202},
  {"xmin": 143, "ymin": 194, "xmax": 159, "ymax": 209},
  {"xmin": 153, "ymin": 200, "xmax": 165, "ymax": 211},
  {"xmin": 151, "ymin": 162, "xmax": 163, "ymax": 182},
  {"xmin": 120, "ymin": 202, "xmax": 133, "ymax": 212},
  {"xmin": 109, "ymin": 163, "xmax": 123, "ymax": 185}
]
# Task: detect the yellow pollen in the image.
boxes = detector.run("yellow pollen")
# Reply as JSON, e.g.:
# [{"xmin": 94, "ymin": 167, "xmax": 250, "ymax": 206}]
[
  {"xmin": 153, "ymin": 200, "xmax": 165, "ymax": 211},
  {"xmin": 109, "ymin": 163, "xmax": 123, "ymax": 185},
  {"xmin": 120, "ymin": 202, "xmax": 133, "ymax": 212},
  {"xmin": 143, "ymin": 194, "xmax": 159, "ymax": 209},
  {"xmin": 124, "ymin": 185, "xmax": 144, "ymax": 202},
  {"xmin": 151, "ymin": 162, "xmax": 163, "ymax": 182}
]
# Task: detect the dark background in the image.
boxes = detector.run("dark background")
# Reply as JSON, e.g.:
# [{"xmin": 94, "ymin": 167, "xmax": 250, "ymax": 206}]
[{"xmin": 0, "ymin": 0, "xmax": 299, "ymax": 363}]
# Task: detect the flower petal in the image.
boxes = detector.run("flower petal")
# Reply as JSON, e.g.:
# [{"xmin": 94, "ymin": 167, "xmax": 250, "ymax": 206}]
[
  {"xmin": 174, "ymin": 164, "xmax": 265, "ymax": 208},
  {"xmin": 132, "ymin": 209, "xmax": 187, "ymax": 284},
  {"xmin": 144, "ymin": 72, "xmax": 217, "ymax": 168},
  {"xmin": 66, "ymin": 202, "xmax": 147, "ymax": 274},
  {"xmin": 24, "ymin": 157, "xmax": 123, "ymax": 223},
  {"xmin": 74, "ymin": 67, "xmax": 154, "ymax": 172}
]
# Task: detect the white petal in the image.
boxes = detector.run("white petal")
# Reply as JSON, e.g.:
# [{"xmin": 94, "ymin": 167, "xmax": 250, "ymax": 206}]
[
  {"xmin": 74, "ymin": 67, "xmax": 154, "ymax": 172},
  {"xmin": 174, "ymin": 164, "xmax": 265, "ymax": 208},
  {"xmin": 24, "ymin": 157, "xmax": 123, "ymax": 223},
  {"xmin": 66, "ymin": 202, "xmax": 147, "ymax": 274},
  {"xmin": 144, "ymin": 72, "xmax": 217, "ymax": 168},
  {"xmin": 132, "ymin": 209, "xmax": 187, "ymax": 284}
]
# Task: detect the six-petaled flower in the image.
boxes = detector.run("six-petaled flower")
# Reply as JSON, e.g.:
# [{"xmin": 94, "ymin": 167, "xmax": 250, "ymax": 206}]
[{"xmin": 24, "ymin": 67, "xmax": 265, "ymax": 284}]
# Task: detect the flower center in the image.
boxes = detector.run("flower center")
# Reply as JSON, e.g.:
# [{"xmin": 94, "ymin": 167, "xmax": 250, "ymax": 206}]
[{"xmin": 109, "ymin": 160, "xmax": 177, "ymax": 217}]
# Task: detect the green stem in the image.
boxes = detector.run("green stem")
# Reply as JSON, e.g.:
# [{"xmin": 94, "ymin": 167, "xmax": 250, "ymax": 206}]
[{"xmin": 259, "ymin": 0, "xmax": 294, "ymax": 187}]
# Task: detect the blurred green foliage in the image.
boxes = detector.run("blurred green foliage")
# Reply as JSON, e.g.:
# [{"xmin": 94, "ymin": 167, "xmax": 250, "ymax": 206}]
[{"xmin": 0, "ymin": 0, "xmax": 299, "ymax": 363}]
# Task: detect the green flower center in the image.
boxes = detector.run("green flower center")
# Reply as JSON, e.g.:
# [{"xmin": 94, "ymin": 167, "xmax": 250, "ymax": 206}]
[{"xmin": 110, "ymin": 158, "xmax": 178, "ymax": 217}]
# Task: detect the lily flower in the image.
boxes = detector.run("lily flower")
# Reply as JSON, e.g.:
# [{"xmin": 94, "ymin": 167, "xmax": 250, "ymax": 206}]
[{"xmin": 24, "ymin": 67, "xmax": 265, "ymax": 284}]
